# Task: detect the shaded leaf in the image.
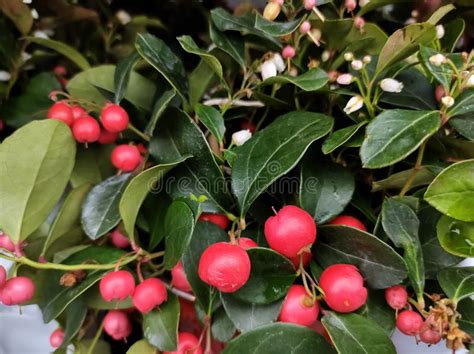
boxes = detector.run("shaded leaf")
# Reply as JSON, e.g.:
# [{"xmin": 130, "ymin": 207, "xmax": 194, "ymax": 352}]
[
  {"xmin": 209, "ymin": 24, "xmax": 245, "ymax": 68},
  {"xmin": 254, "ymin": 14, "xmax": 303, "ymax": 36},
  {"xmin": 371, "ymin": 167, "xmax": 435, "ymax": 192},
  {"xmin": 195, "ymin": 104, "xmax": 226, "ymax": 143},
  {"xmin": 438, "ymin": 267, "xmax": 474, "ymax": 303},
  {"xmin": 114, "ymin": 51, "xmax": 140, "ymax": 104},
  {"xmin": 260, "ymin": 69, "xmax": 328, "ymax": 91},
  {"xmin": 437, "ymin": 215, "xmax": 474, "ymax": 257},
  {"xmin": 322, "ymin": 122, "xmax": 367, "ymax": 155}
]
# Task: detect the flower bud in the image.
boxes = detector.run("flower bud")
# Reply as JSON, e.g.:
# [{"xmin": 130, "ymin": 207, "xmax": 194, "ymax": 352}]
[
  {"xmin": 271, "ymin": 53, "xmax": 286, "ymax": 72},
  {"xmin": 0, "ymin": 71, "xmax": 11, "ymax": 82},
  {"xmin": 344, "ymin": 52, "xmax": 354, "ymax": 61},
  {"xmin": 116, "ymin": 10, "xmax": 131, "ymax": 25},
  {"xmin": 263, "ymin": 2, "xmax": 281, "ymax": 21},
  {"xmin": 232, "ymin": 129, "xmax": 252, "ymax": 146},
  {"xmin": 354, "ymin": 16, "xmax": 365, "ymax": 29},
  {"xmin": 337, "ymin": 73, "xmax": 353, "ymax": 85},
  {"xmin": 380, "ymin": 78, "xmax": 404, "ymax": 93},
  {"xmin": 282, "ymin": 45, "xmax": 296, "ymax": 59},
  {"xmin": 429, "ymin": 54, "xmax": 446, "ymax": 66},
  {"xmin": 351, "ymin": 60, "xmax": 363, "ymax": 71},
  {"xmin": 345, "ymin": 0, "xmax": 357, "ymax": 12},
  {"xmin": 304, "ymin": 0, "xmax": 316, "ymax": 10},
  {"xmin": 344, "ymin": 95, "xmax": 364, "ymax": 114},
  {"xmin": 441, "ymin": 96, "xmax": 454, "ymax": 107},
  {"xmin": 260, "ymin": 60, "xmax": 277, "ymax": 80},
  {"xmin": 363, "ymin": 55, "xmax": 371, "ymax": 64},
  {"xmin": 466, "ymin": 74, "xmax": 474, "ymax": 88},
  {"xmin": 321, "ymin": 50, "xmax": 330, "ymax": 62},
  {"xmin": 435, "ymin": 25, "xmax": 445, "ymax": 39},
  {"xmin": 300, "ymin": 21, "xmax": 311, "ymax": 34},
  {"xmin": 289, "ymin": 67, "xmax": 298, "ymax": 77}
]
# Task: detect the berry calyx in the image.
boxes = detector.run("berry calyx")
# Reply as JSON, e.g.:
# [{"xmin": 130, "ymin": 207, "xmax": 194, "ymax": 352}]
[
  {"xmin": 98, "ymin": 129, "xmax": 119, "ymax": 144},
  {"xmin": 319, "ymin": 264, "xmax": 367, "ymax": 313},
  {"xmin": 419, "ymin": 323, "xmax": 442, "ymax": 344},
  {"xmin": 163, "ymin": 332, "xmax": 202, "ymax": 354},
  {"xmin": 49, "ymin": 328, "xmax": 65, "ymax": 348},
  {"xmin": 71, "ymin": 105, "xmax": 86, "ymax": 120},
  {"xmin": 0, "ymin": 233, "xmax": 15, "ymax": 252},
  {"xmin": 103, "ymin": 310, "xmax": 132, "ymax": 340},
  {"xmin": 279, "ymin": 285, "xmax": 319, "ymax": 326},
  {"xmin": 109, "ymin": 229, "xmax": 130, "ymax": 249},
  {"xmin": 99, "ymin": 270, "xmax": 135, "ymax": 302},
  {"xmin": 289, "ymin": 250, "xmax": 312, "ymax": 269},
  {"xmin": 132, "ymin": 278, "xmax": 168, "ymax": 314},
  {"xmin": 198, "ymin": 242, "xmax": 251, "ymax": 293},
  {"xmin": 328, "ymin": 215, "xmax": 367, "ymax": 232},
  {"xmin": 264, "ymin": 205, "xmax": 316, "ymax": 258},
  {"xmin": 100, "ymin": 104, "xmax": 129, "ymax": 133},
  {"xmin": 282, "ymin": 45, "xmax": 296, "ymax": 59},
  {"xmin": 72, "ymin": 116, "xmax": 100, "ymax": 143},
  {"xmin": 47, "ymin": 101, "xmax": 74, "ymax": 127},
  {"xmin": 0, "ymin": 276, "xmax": 35, "ymax": 305},
  {"xmin": 171, "ymin": 261, "xmax": 192, "ymax": 292},
  {"xmin": 198, "ymin": 213, "xmax": 230, "ymax": 230},
  {"xmin": 385, "ymin": 285, "xmax": 408, "ymax": 310},
  {"xmin": 396, "ymin": 310, "xmax": 423, "ymax": 335},
  {"xmin": 0, "ymin": 265, "xmax": 6, "ymax": 288},
  {"xmin": 238, "ymin": 237, "xmax": 258, "ymax": 250},
  {"xmin": 111, "ymin": 144, "xmax": 142, "ymax": 172}
]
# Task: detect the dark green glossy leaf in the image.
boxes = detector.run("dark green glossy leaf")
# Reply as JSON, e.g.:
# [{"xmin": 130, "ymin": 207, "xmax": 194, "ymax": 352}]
[
  {"xmin": 70, "ymin": 145, "xmax": 115, "ymax": 188},
  {"xmin": 61, "ymin": 300, "xmax": 87, "ymax": 348},
  {"xmin": 211, "ymin": 306, "xmax": 236, "ymax": 342},
  {"xmin": 195, "ymin": 104, "xmax": 226, "ymax": 143},
  {"xmin": 145, "ymin": 89, "xmax": 177, "ymax": 136},
  {"xmin": 419, "ymin": 45, "xmax": 452, "ymax": 88},
  {"xmin": 209, "ymin": 24, "xmax": 245, "ymax": 68},
  {"xmin": 447, "ymin": 89, "xmax": 474, "ymax": 118},
  {"xmin": 317, "ymin": 225, "xmax": 407, "ymax": 289},
  {"xmin": 145, "ymin": 192, "xmax": 173, "ymax": 249},
  {"xmin": 114, "ymin": 51, "xmax": 140, "ymax": 104},
  {"xmin": 437, "ymin": 215, "xmax": 474, "ymax": 257},
  {"xmin": 143, "ymin": 292, "xmax": 179, "ymax": 351},
  {"xmin": 356, "ymin": 290, "xmax": 395, "ymax": 335},
  {"xmin": 438, "ymin": 267, "xmax": 474, "ymax": 303},
  {"xmin": 360, "ymin": 110, "xmax": 440, "ymax": 168},
  {"xmin": 322, "ymin": 312, "xmax": 396, "ymax": 354},
  {"xmin": 372, "ymin": 167, "xmax": 435, "ymax": 192},
  {"xmin": 322, "ymin": 122, "xmax": 367, "ymax": 154},
  {"xmin": 254, "ymin": 14, "xmax": 303, "ymax": 36},
  {"xmin": 450, "ymin": 115, "xmax": 474, "ymax": 141},
  {"xmin": 189, "ymin": 59, "xmax": 217, "ymax": 108},
  {"xmin": 260, "ymin": 68, "xmax": 328, "ymax": 91},
  {"xmin": 442, "ymin": 18, "xmax": 465, "ymax": 52},
  {"xmin": 81, "ymin": 173, "xmax": 131, "ymax": 240},
  {"xmin": 457, "ymin": 299, "xmax": 474, "ymax": 337},
  {"xmin": 232, "ymin": 248, "xmax": 296, "ymax": 304}
]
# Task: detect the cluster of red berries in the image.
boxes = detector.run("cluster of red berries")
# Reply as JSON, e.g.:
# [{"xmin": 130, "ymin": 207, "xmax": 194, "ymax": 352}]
[{"xmin": 0, "ymin": 264, "xmax": 35, "ymax": 306}]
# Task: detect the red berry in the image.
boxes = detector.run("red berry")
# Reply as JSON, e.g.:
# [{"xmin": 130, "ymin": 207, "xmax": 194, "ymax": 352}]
[
  {"xmin": 136, "ymin": 143, "xmax": 148, "ymax": 155},
  {"xmin": 98, "ymin": 129, "xmax": 118, "ymax": 144},
  {"xmin": 0, "ymin": 233, "xmax": 15, "ymax": 252},
  {"xmin": 53, "ymin": 66, "xmax": 67, "ymax": 76},
  {"xmin": 385, "ymin": 285, "xmax": 408, "ymax": 310},
  {"xmin": 111, "ymin": 144, "xmax": 142, "ymax": 172},
  {"xmin": 0, "ymin": 276, "xmax": 35, "ymax": 305},
  {"xmin": 319, "ymin": 264, "xmax": 367, "ymax": 313},
  {"xmin": 47, "ymin": 101, "xmax": 74, "ymax": 127},
  {"xmin": 435, "ymin": 85, "xmax": 446, "ymax": 103},
  {"xmin": 0, "ymin": 265, "xmax": 6, "ymax": 288},
  {"xmin": 99, "ymin": 270, "xmax": 135, "ymax": 302},
  {"xmin": 71, "ymin": 105, "xmax": 86, "ymax": 120},
  {"xmin": 100, "ymin": 104, "xmax": 129, "ymax": 132},
  {"xmin": 264, "ymin": 205, "xmax": 316, "ymax": 258},
  {"xmin": 396, "ymin": 310, "xmax": 423, "ymax": 336},
  {"xmin": 164, "ymin": 332, "xmax": 202, "ymax": 354},
  {"xmin": 49, "ymin": 328, "xmax": 64, "ymax": 348},
  {"xmin": 198, "ymin": 213, "xmax": 230, "ymax": 230},
  {"xmin": 171, "ymin": 261, "xmax": 192, "ymax": 292},
  {"xmin": 279, "ymin": 285, "xmax": 319, "ymax": 326},
  {"xmin": 103, "ymin": 310, "xmax": 132, "ymax": 340},
  {"xmin": 198, "ymin": 242, "xmax": 251, "ymax": 293},
  {"xmin": 238, "ymin": 237, "xmax": 258, "ymax": 250},
  {"xmin": 419, "ymin": 323, "xmax": 442, "ymax": 344},
  {"xmin": 328, "ymin": 215, "xmax": 367, "ymax": 232},
  {"xmin": 109, "ymin": 229, "xmax": 130, "ymax": 249},
  {"xmin": 72, "ymin": 116, "xmax": 100, "ymax": 143},
  {"xmin": 289, "ymin": 250, "xmax": 312, "ymax": 269},
  {"xmin": 282, "ymin": 45, "xmax": 296, "ymax": 59},
  {"xmin": 132, "ymin": 278, "xmax": 168, "ymax": 314}
]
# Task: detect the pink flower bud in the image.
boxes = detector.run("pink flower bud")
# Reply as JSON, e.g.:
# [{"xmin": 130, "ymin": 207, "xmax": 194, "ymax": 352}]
[
  {"xmin": 345, "ymin": 0, "xmax": 357, "ymax": 12},
  {"xmin": 300, "ymin": 21, "xmax": 311, "ymax": 34},
  {"xmin": 282, "ymin": 45, "xmax": 296, "ymax": 59},
  {"xmin": 304, "ymin": 0, "xmax": 317, "ymax": 10},
  {"xmin": 354, "ymin": 16, "xmax": 365, "ymax": 29}
]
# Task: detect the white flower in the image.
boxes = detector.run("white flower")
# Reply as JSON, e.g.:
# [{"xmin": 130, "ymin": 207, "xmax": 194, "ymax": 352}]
[
  {"xmin": 344, "ymin": 52, "xmax": 354, "ymax": 61},
  {"xmin": 23, "ymin": 0, "xmax": 32, "ymax": 3},
  {"xmin": 260, "ymin": 60, "xmax": 277, "ymax": 80},
  {"xmin": 232, "ymin": 129, "xmax": 252, "ymax": 146},
  {"xmin": 271, "ymin": 53, "xmax": 286, "ymax": 73},
  {"xmin": 441, "ymin": 96, "xmax": 454, "ymax": 108},
  {"xmin": 344, "ymin": 95, "xmax": 364, "ymax": 114},
  {"xmin": 363, "ymin": 55, "xmax": 371, "ymax": 64},
  {"xmin": 380, "ymin": 78, "xmax": 404, "ymax": 93},
  {"xmin": 405, "ymin": 17, "xmax": 416, "ymax": 25},
  {"xmin": 351, "ymin": 60, "xmax": 363, "ymax": 71},
  {"xmin": 30, "ymin": 8, "xmax": 39, "ymax": 19},
  {"xmin": 359, "ymin": 0, "xmax": 370, "ymax": 6},
  {"xmin": 429, "ymin": 54, "xmax": 446, "ymax": 66},
  {"xmin": 116, "ymin": 10, "xmax": 131, "ymax": 25},
  {"xmin": 21, "ymin": 52, "xmax": 32, "ymax": 62},
  {"xmin": 321, "ymin": 50, "xmax": 330, "ymax": 62},
  {"xmin": 0, "ymin": 71, "xmax": 11, "ymax": 81},
  {"xmin": 33, "ymin": 30, "xmax": 49, "ymax": 39},
  {"xmin": 337, "ymin": 73, "xmax": 353, "ymax": 85},
  {"xmin": 435, "ymin": 25, "xmax": 445, "ymax": 39},
  {"xmin": 466, "ymin": 74, "xmax": 474, "ymax": 88}
]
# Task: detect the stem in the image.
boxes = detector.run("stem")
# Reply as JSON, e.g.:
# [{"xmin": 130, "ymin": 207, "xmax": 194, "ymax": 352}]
[
  {"xmin": 399, "ymin": 141, "xmax": 426, "ymax": 197},
  {"xmin": 86, "ymin": 322, "xmax": 104, "ymax": 354},
  {"xmin": 128, "ymin": 123, "xmax": 150, "ymax": 141}
]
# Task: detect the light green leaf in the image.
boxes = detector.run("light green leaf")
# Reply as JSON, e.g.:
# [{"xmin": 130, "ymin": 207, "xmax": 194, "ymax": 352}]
[
  {"xmin": 437, "ymin": 215, "xmax": 474, "ymax": 257},
  {"xmin": 127, "ymin": 339, "xmax": 157, "ymax": 354}
]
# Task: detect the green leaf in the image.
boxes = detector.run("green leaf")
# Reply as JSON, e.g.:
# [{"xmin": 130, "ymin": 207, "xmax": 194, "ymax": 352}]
[
  {"xmin": 376, "ymin": 23, "xmax": 436, "ymax": 75},
  {"xmin": 61, "ymin": 300, "xmax": 87, "ymax": 348},
  {"xmin": 232, "ymin": 248, "xmax": 297, "ymax": 304},
  {"xmin": 437, "ymin": 215, "xmax": 474, "ymax": 257},
  {"xmin": 114, "ymin": 51, "xmax": 140, "ymax": 104},
  {"xmin": 457, "ymin": 299, "xmax": 474, "ymax": 337},
  {"xmin": 381, "ymin": 198, "xmax": 424, "ymax": 302},
  {"xmin": 450, "ymin": 115, "xmax": 474, "ymax": 141},
  {"xmin": 27, "ymin": 37, "xmax": 91, "ymax": 70},
  {"xmin": 360, "ymin": 110, "xmax": 440, "ymax": 168},
  {"xmin": 145, "ymin": 89, "xmax": 177, "ymax": 136},
  {"xmin": 260, "ymin": 68, "xmax": 328, "ymax": 91},
  {"xmin": 136, "ymin": 33, "xmax": 188, "ymax": 103},
  {"xmin": 254, "ymin": 14, "xmax": 303, "ymax": 36},
  {"xmin": 189, "ymin": 59, "xmax": 217, "ymax": 108},
  {"xmin": 426, "ymin": 4, "xmax": 456, "ymax": 25},
  {"xmin": 0, "ymin": 0, "xmax": 32, "ymax": 35},
  {"xmin": 0, "ymin": 120, "xmax": 76, "ymax": 243},
  {"xmin": 322, "ymin": 122, "xmax": 367, "ymax": 155},
  {"xmin": 419, "ymin": 45, "xmax": 453, "ymax": 88},
  {"xmin": 232, "ymin": 111, "xmax": 333, "ymax": 215},
  {"xmin": 182, "ymin": 222, "xmax": 228, "ymax": 310},
  {"xmin": 356, "ymin": 290, "xmax": 395, "ymax": 335},
  {"xmin": 317, "ymin": 225, "xmax": 407, "ymax": 288},
  {"xmin": 372, "ymin": 167, "xmax": 435, "ymax": 192},
  {"xmin": 438, "ymin": 267, "xmax": 474, "ymax": 303},
  {"xmin": 163, "ymin": 200, "xmax": 195, "ymax": 270},
  {"xmin": 299, "ymin": 159, "xmax": 355, "ymax": 224},
  {"xmin": 81, "ymin": 173, "xmax": 131, "ymax": 240},
  {"xmin": 322, "ymin": 312, "xmax": 396, "ymax": 354},
  {"xmin": 127, "ymin": 339, "xmax": 157, "ymax": 354},
  {"xmin": 209, "ymin": 24, "xmax": 245, "ymax": 68},
  {"xmin": 357, "ymin": 0, "xmax": 413, "ymax": 16},
  {"xmin": 76, "ymin": 340, "xmax": 110, "ymax": 354},
  {"xmin": 442, "ymin": 18, "xmax": 465, "ymax": 53},
  {"xmin": 223, "ymin": 323, "xmax": 335, "ymax": 354},
  {"xmin": 143, "ymin": 292, "xmax": 179, "ymax": 351},
  {"xmin": 221, "ymin": 293, "xmax": 283, "ymax": 333},
  {"xmin": 70, "ymin": 145, "xmax": 115, "ymax": 188},
  {"xmin": 119, "ymin": 158, "xmax": 189, "ymax": 238},
  {"xmin": 195, "ymin": 104, "xmax": 226, "ymax": 143},
  {"xmin": 212, "ymin": 306, "xmax": 236, "ymax": 342},
  {"xmin": 424, "ymin": 159, "xmax": 474, "ymax": 222},
  {"xmin": 447, "ymin": 89, "xmax": 474, "ymax": 118}
]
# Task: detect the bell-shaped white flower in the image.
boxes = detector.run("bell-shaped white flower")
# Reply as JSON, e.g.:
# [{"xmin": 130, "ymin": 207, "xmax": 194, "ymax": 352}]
[
  {"xmin": 232, "ymin": 129, "xmax": 252, "ymax": 146},
  {"xmin": 466, "ymin": 74, "xmax": 474, "ymax": 87},
  {"xmin": 116, "ymin": 10, "xmax": 132, "ymax": 25},
  {"xmin": 429, "ymin": 54, "xmax": 446, "ymax": 67},
  {"xmin": 351, "ymin": 60, "xmax": 363, "ymax": 71},
  {"xmin": 344, "ymin": 52, "xmax": 354, "ymax": 61},
  {"xmin": 337, "ymin": 73, "xmax": 353, "ymax": 85},
  {"xmin": 260, "ymin": 60, "xmax": 277, "ymax": 80},
  {"xmin": 380, "ymin": 78, "xmax": 404, "ymax": 93},
  {"xmin": 0, "ymin": 71, "xmax": 11, "ymax": 81},
  {"xmin": 33, "ymin": 30, "xmax": 49, "ymax": 39},
  {"xmin": 441, "ymin": 96, "xmax": 454, "ymax": 108},
  {"xmin": 363, "ymin": 56, "xmax": 371, "ymax": 64},
  {"xmin": 271, "ymin": 53, "xmax": 286, "ymax": 73},
  {"xmin": 435, "ymin": 25, "xmax": 445, "ymax": 39},
  {"xmin": 344, "ymin": 95, "xmax": 364, "ymax": 115},
  {"xmin": 30, "ymin": 8, "xmax": 39, "ymax": 19}
]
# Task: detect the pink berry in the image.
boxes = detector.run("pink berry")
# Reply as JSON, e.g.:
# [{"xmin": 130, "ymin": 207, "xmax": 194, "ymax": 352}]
[
  {"xmin": 111, "ymin": 144, "xmax": 142, "ymax": 172},
  {"xmin": 319, "ymin": 264, "xmax": 367, "ymax": 313},
  {"xmin": 0, "ymin": 265, "xmax": 6, "ymax": 288},
  {"xmin": 0, "ymin": 276, "xmax": 35, "ymax": 305},
  {"xmin": 100, "ymin": 104, "xmax": 129, "ymax": 133},
  {"xmin": 47, "ymin": 101, "xmax": 74, "ymax": 127},
  {"xmin": 72, "ymin": 116, "xmax": 101, "ymax": 143},
  {"xmin": 132, "ymin": 278, "xmax": 168, "ymax": 314},
  {"xmin": 419, "ymin": 323, "xmax": 442, "ymax": 344},
  {"xmin": 345, "ymin": 0, "xmax": 357, "ymax": 11},
  {"xmin": 198, "ymin": 213, "xmax": 230, "ymax": 230},
  {"xmin": 70, "ymin": 105, "xmax": 86, "ymax": 120},
  {"xmin": 385, "ymin": 285, "xmax": 408, "ymax": 310},
  {"xmin": 289, "ymin": 250, "xmax": 312, "ymax": 269},
  {"xmin": 109, "ymin": 229, "xmax": 130, "ymax": 249},
  {"xmin": 300, "ymin": 21, "xmax": 311, "ymax": 34},
  {"xmin": 0, "ymin": 234, "xmax": 15, "ymax": 252},
  {"xmin": 163, "ymin": 332, "xmax": 202, "ymax": 354},
  {"xmin": 396, "ymin": 310, "xmax": 424, "ymax": 336},
  {"xmin": 282, "ymin": 45, "xmax": 296, "ymax": 59},
  {"xmin": 103, "ymin": 310, "xmax": 132, "ymax": 340},
  {"xmin": 238, "ymin": 237, "xmax": 258, "ymax": 250},
  {"xmin": 328, "ymin": 215, "xmax": 367, "ymax": 232},
  {"xmin": 99, "ymin": 270, "xmax": 135, "ymax": 302},
  {"xmin": 49, "ymin": 328, "xmax": 65, "ymax": 348},
  {"xmin": 304, "ymin": 0, "xmax": 317, "ymax": 10},
  {"xmin": 279, "ymin": 285, "xmax": 319, "ymax": 326},
  {"xmin": 98, "ymin": 129, "xmax": 119, "ymax": 144},
  {"xmin": 171, "ymin": 261, "xmax": 192, "ymax": 292},
  {"xmin": 198, "ymin": 242, "xmax": 251, "ymax": 293},
  {"xmin": 264, "ymin": 205, "xmax": 316, "ymax": 258}
]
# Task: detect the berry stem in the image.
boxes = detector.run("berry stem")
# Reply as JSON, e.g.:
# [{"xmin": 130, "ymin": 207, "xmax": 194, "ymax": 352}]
[
  {"xmin": 164, "ymin": 281, "xmax": 196, "ymax": 302},
  {"xmin": 399, "ymin": 141, "xmax": 426, "ymax": 197},
  {"xmin": 86, "ymin": 322, "xmax": 104, "ymax": 354},
  {"xmin": 128, "ymin": 123, "xmax": 150, "ymax": 141}
]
